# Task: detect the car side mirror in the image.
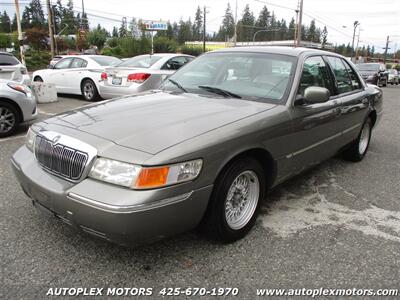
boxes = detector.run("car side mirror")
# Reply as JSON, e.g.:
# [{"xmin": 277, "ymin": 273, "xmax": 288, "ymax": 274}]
[
  {"xmin": 47, "ymin": 64, "xmax": 54, "ymax": 69},
  {"xmin": 303, "ymin": 86, "xmax": 330, "ymax": 104}
]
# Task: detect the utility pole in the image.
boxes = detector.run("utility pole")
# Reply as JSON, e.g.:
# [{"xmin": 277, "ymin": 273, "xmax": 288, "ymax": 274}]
[
  {"xmin": 81, "ymin": 0, "xmax": 85, "ymax": 29},
  {"xmin": 203, "ymin": 6, "xmax": 206, "ymax": 53},
  {"xmin": 296, "ymin": 0, "xmax": 303, "ymax": 47},
  {"xmin": 233, "ymin": 0, "xmax": 237, "ymax": 46},
  {"xmin": 351, "ymin": 20, "xmax": 360, "ymax": 62},
  {"xmin": 46, "ymin": 0, "xmax": 55, "ymax": 57},
  {"xmin": 383, "ymin": 35, "xmax": 390, "ymax": 64},
  {"xmin": 14, "ymin": 0, "xmax": 25, "ymax": 65}
]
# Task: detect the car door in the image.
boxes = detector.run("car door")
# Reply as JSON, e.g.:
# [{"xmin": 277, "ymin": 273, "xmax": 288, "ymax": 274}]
[
  {"xmin": 63, "ymin": 58, "xmax": 88, "ymax": 94},
  {"xmin": 50, "ymin": 57, "xmax": 73, "ymax": 92},
  {"xmin": 325, "ymin": 56, "xmax": 369, "ymax": 145},
  {"xmin": 287, "ymin": 55, "xmax": 343, "ymax": 175}
]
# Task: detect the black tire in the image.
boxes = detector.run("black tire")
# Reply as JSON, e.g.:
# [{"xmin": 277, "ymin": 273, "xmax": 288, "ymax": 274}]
[
  {"xmin": 0, "ymin": 102, "xmax": 20, "ymax": 138},
  {"xmin": 383, "ymin": 78, "xmax": 387, "ymax": 87},
  {"xmin": 343, "ymin": 118, "xmax": 372, "ymax": 162},
  {"xmin": 33, "ymin": 76, "xmax": 43, "ymax": 82},
  {"xmin": 81, "ymin": 79, "xmax": 100, "ymax": 101},
  {"xmin": 199, "ymin": 156, "xmax": 266, "ymax": 243}
]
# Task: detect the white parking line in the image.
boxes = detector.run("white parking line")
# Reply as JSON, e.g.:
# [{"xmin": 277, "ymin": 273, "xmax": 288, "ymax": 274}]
[
  {"xmin": 38, "ymin": 109, "xmax": 56, "ymax": 116},
  {"xmin": 0, "ymin": 134, "xmax": 25, "ymax": 143}
]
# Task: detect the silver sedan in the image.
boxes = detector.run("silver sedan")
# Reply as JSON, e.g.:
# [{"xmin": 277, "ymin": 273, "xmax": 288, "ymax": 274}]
[
  {"xmin": 99, "ymin": 53, "xmax": 194, "ymax": 99},
  {"xmin": 0, "ymin": 79, "xmax": 37, "ymax": 137}
]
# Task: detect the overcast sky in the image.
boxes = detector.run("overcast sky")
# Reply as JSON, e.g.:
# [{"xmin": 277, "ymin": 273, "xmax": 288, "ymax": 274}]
[{"xmin": 4, "ymin": 0, "xmax": 400, "ymax": 52}]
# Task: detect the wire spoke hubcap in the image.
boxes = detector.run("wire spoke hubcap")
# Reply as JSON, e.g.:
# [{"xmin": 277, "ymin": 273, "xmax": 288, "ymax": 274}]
[
  {"xmin": 225, "ymin": 170, "xmax": 260, "ymax": 230},
  {"xmin": 359, "ymin": 122, "xmax": 370, "ymax": 154},
  {"xmin": 0, "ymin": 107, "xmax": 15, "ymax": 133}
]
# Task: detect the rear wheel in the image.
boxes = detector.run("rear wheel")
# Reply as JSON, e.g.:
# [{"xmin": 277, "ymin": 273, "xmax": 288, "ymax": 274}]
[
  {"xmin": 383, "ymin": 77, "xmax": 387, "ymax": 87},
  {"xmin": 33, "ymin": 76, "xmax": 43, "ymax": 82},
  {"xmin": 81, "ymin": 79, "xmax": 100, "ymax": 101},
  {"xmin": 343, "ymin": 118, "xmax": 372, "ymax": 162},
  {"xmin": 0, "ymin": 102, "xmax": 19, "ymax": 138},
  {"xmin": 200, "ymin": 157, "xmax": 266, "ymax": 243}
]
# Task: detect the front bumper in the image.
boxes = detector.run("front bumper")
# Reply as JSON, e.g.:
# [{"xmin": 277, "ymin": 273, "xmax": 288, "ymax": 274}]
[{"xmin": 11, "ymin": 146, "xmax": 212, "ymax": 246}]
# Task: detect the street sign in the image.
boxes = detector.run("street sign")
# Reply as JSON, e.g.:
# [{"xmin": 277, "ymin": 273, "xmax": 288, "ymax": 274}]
[{"xmin": 143, "ymin": 21, "xmax": 168, "ymax": 31}]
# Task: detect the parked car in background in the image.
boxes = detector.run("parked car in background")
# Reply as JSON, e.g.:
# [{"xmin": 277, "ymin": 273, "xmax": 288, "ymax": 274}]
[
  {"xmin": 0, "ymin": 52, "xmax": 30, "ymax": 85},
  {"xmin": 0, "ymin": 79, "xmax": 37, "ymax": 137},
  {"xmin": 12, "ymin": 47, "xmax": 382, "ymax": 246},
  {"xmin": 32, "ymin": 55, "xmax": 122, "ymax": 101},
  {"xmin": 99, "ymin": 53, "xmax": 194, "ymax": 99},
  {"xmin": 356, "ymin": 63, "xmax": 388, "ymax": 87},
  {"xmin": 388, "ymin": 69, "xmax": 399, "ymax": 85}
]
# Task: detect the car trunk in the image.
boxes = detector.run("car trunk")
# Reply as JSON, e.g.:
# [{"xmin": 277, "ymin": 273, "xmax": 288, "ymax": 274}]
[{"xmin": 0, "ymin": 66, "xmax": 23, "ymax": 82}]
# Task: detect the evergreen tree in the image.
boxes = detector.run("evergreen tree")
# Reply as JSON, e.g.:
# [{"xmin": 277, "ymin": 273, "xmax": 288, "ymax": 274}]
[
  {"xmin": 178, "ymin": 19, "xmax": 192, "ymax": 44},
  {"xmin": 255, "ymin": 5, "xmax": 270, "ymax": 41},
  {"xmin": 288, "ymin": 17, "xmax": 296, "ymax": 40},
  {"xmin": 11, "ymin": 13, "xmax": 17, "ymax": 32},
  {"xmin": 0, "ymin": 11, "xmax": 11, "ymax": 33},
  {"xmin": 306, "ymin": 19, "xmax": 317, "ymax": 42},
  {"xmin": 192, "ymin": 6, "xmax": 203, "ymax": 41},
  {"xmin": 61, "ymin": 0, "xmax": 77, "ymax": 34},
  {"xmin": 238, "ymin": 5, "xmax": 255, "ymax": 42},
  {"xmin": 217, "ymin": 3, "xmax": 235, "ymax": 41},
  {"xmin": 119, "ymin": 18, "xmax": 128, "ymax": 37},
  {"xmin": 129, "ymin": 17, "xmax": 140, "ymax": 38},
  {"xmin": 29, "ymin": 0, "xmax": 46, "ymax": 28},
  {"xmin": 321, "ymin": 26, "xmax": 328, "ymax": 47},
  {"xmin": 112, "ymin": 26, "xmax": 118, "ymax": 37}
]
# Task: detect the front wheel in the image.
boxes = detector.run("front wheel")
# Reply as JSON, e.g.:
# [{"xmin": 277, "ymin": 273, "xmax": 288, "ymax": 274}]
[
  {"xmin": 200, "ymin": 157, "xmax": 266, "ymax": 243},
  {"xmin": 382, "ymin": 78, "xmax": 387, "ymax": 87},
  {"xmin": 343, "ymin": 118, "xmax": 372, "ymax": 162},
  {"xmin": 81, "ymin": 79, "xmax": 100, "ymax": 101},
  {"xmin": 33, "ymin": 76, "xmax": 43, "ymax": 82},
  {"xmin": 0, "ymin": 102, "xmax": 19, "ymax": 138}
]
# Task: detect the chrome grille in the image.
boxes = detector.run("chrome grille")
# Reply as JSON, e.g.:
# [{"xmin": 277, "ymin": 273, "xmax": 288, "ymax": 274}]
[{"xmin": 35, "ymin": 135, "xmax": 88, "ymax": 180}]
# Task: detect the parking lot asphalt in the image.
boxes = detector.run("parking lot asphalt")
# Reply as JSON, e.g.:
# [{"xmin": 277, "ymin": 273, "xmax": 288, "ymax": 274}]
[{"xmin": 1, "ymin": 87, "xmax": 400, "ymax": 299}]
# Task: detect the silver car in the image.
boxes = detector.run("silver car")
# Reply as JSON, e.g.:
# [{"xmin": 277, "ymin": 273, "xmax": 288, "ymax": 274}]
[
  {"xmin": 0, "ymin": 52, "xmax": 30, "ymax": 85},
  {"xmin": 11, "ymin": 47, "xmax": 382, "ymax": 246},
  {"xmin": 99, "ymin": 53, "xmax": 194, "ymax": 99},
  {"xmin": 0, "ymin": 79, "xmax": 37, "ymax": 137}
]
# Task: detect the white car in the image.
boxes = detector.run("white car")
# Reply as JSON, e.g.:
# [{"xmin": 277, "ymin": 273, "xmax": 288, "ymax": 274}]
[
  {"xmin": 0, "ymin": 52, "xmax": 30, "ymax": 85},
  {"xmin": 32, "ymin": 55, "xmax": 122, "ymax": 101},
  {"xmin": 99, "ymin": 53, "xmax": 194, "ymax": 99}
]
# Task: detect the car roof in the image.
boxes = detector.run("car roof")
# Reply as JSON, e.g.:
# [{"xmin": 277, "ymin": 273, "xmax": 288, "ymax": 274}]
[
  {"xmin": 0, "ymin": 51, "xmax": 14, "ymax": 56},
  {"xmin": 211, "ymin": 46, "xmax": 342, "ymax": 57}
]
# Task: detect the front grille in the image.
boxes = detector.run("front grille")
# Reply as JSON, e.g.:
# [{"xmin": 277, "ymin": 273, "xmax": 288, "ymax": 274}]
[{"xmin": 35, "ymin": 135, "xmax": 88, "ymax": 180}]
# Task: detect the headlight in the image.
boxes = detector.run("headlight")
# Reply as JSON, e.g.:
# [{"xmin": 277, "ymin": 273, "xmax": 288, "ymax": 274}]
[
  {"xmin": 26, "ymin": 127, "xmax": 37, "ymax": 152},
  {"xmin": 367, "ymin": 75, "xmax": 375, "ymax": 80},
  {"xmin": 7, "ymin": 82, "xmax": 31, "ymax": 96},
  {"xmin": 89, "ymin": 158, "xmax": 202, "ymax": 189}
]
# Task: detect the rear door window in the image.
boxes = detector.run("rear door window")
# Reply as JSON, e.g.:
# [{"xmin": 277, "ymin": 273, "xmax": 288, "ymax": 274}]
[
  {"xmin": 326, "ymin": 56, "xmax": 353, "ymax": 94},
  {"xmin": 342, "ymin": 59, "xmax": 362, "ymax": 90},
  {"xmin": 162, "ymin": 56, "xmax": 191, "ymax": 70},
  {"xmin": 71, "ymin": 58, "xmax": 88, "ymax": 68}
]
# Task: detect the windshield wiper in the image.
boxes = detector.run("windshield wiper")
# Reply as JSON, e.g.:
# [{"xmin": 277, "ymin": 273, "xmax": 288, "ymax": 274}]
[
  {"xmin": 198, "ymin": 85, "xmax": 242, "ymax": 99},
  {"xmin": 168, "ymin": 79, "xmax": 187, "ymax": 93}
]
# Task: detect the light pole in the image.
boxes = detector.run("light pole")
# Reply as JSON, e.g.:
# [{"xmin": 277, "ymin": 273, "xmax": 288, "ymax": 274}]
[{"xmin": 351, "ymin": 21, "xmax": 360, "ymax": 62}]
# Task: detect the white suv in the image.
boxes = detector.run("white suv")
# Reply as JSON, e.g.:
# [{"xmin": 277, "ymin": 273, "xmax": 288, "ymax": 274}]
[{"xmin": 0, "ymin": 52, "xmax": 30, "ymax": 85}]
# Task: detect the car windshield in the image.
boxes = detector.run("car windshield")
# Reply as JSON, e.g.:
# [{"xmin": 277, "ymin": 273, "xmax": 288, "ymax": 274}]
[
  {"xmin": 0, "ymin": 54, "xmax": 20, "ymax": 66},
  {"xmin": 90, "ymin": 56, "xmax": 122, "ymax": 66},
  {"xmin": 118, "ymin": 55, "xmax": 162, "ymax": 68},
  {"xmin": 357, "ymin": 64, "xmax": 380, "ymax": 72},
  {"xmin": 162, "ymin": 52, "xmax": 296, "ymax": 103},
  {"xmin": 388, "ymin": 69, "xmax": 397, "ymax": 74}
]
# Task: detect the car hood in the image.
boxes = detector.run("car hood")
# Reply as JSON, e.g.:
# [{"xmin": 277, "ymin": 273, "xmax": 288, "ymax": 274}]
[{"xmin": 44, "ymin": 91, "xmax": 277, "ymax": 154}]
